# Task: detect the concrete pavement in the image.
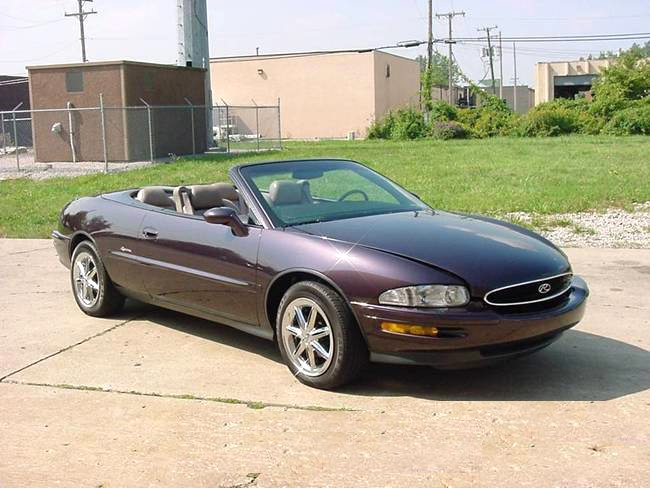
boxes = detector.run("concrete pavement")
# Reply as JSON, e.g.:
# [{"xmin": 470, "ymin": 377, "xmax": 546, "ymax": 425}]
[{"xmin": 1, "ymin": 240, "xmax": 649, "ymax": 487}]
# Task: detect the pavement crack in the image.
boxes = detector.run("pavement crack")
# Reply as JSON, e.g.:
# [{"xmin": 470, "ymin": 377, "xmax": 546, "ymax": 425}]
[
  {"xmin": 6, "ymin": 246, "xmax": 53, "ymax": 256},
  {"xmin": 0, "ymin": 313, "xmax": 145, "ymax": 382},
  {"xmin": 3, "ymin": 380, "xmax": 359, "ymax": 412},
  {"xmin": 222, "ymin": 473, "xmax": 260, "ymax": 488}
]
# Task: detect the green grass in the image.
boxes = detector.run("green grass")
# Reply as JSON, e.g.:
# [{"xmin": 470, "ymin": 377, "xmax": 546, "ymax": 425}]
[{"xmin": 1, "ymin": 136, "xmax": 649, "ymax": 238}]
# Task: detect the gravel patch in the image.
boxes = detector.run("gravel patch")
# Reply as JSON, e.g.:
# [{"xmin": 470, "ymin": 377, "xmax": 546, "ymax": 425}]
[
  {"xmin": 0, "ymin": 150, "xmax": 155, "ymax": 180},
  {"xmin": 505, "ymin": 202, "xmax": 650, "ymax": 249}
]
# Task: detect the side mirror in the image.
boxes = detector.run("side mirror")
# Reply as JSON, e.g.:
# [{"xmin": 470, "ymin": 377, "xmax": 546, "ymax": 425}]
[{"xmin": 203, "ymin": 207, "xmax": 248, "ymax": 237}]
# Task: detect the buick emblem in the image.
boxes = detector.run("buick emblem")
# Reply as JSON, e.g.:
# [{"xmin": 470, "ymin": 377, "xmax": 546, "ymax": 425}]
[{"xmin": 538, "ymin": 283, "xmax": 552, "ymax": 294}]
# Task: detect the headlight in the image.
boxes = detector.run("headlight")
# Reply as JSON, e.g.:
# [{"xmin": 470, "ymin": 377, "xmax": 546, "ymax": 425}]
[{"xmin": 378, "ymin": 285, "xmax": 470, "ymax": 308}]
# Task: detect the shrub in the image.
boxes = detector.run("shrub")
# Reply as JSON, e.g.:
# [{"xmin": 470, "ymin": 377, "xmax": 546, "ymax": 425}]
[
  {"xmin": 576, "ymin": 111, "xmax": 606, "ymax": 135},
  {"xmin": 430, "ymin": 121, "xmax": 469, "ymax": 140},
  {"xmin": 591, "ymin": 49, "xmax": 650, "ymax": 117},
  {"xmin": 368, "ymin": 107, "xmax": 427, "ymax": 140},
  {"xmin": 429, "ymin": 101, "xmax": 458, "ymax": 122},
  {"xmin": 367, "ymin": 111, "xmax": 395, "ymax": 139},
  {"xmin": 603, "ymin": 104, "xmax": 650, "ymax": 135},
  {"xmin": 473, "ymin": 109, "xmax": 517, "ymax": 138},
  {"xmin": 516, "ymin": 104, "xmax": 581, "ymax": 137},
  {"xmin": 389, "ymin": 107, "xmax": 428, "ymax": 139}
]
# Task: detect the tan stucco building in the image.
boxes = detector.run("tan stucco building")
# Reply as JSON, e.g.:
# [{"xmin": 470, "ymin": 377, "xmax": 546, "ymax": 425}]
[
  {"xmin": 535, "ymin": 59, "xmax": 613, "ymax": 105},
  {"xmin": 210, "ymin": 49, "xmax": 421, "ymax": 139}
]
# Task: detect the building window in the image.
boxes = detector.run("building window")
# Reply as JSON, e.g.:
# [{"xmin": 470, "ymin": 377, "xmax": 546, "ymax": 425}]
[
  {"xmin": 386, "ymin": 64, "xmax": 391, "ymax": 78},
  {"xmin": 143, "ymin": 72, "xmax": 154, "ymax": 91},
  {"xmin": 65, "ymin": 71, "xmax": 84, "ymax": 92}
]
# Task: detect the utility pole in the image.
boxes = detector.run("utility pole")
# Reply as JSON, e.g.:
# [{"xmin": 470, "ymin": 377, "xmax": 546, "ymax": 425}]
[
  {"xmin": 513, "ymin": 42, "xmax": 518, "ymax": 113},
  {"xmin": 65, "ymin": 0, "xmax": 97, "ymax": 63},
  {"xmin": 436, "ymin": 10, "xmax": 465, "ymax": 104},
  {"xmin": 427, "ymin": 0, "xmax": 433, "ymax": 69},
  {"xmin": 478, "ymin": 25, "xmax": 498, "ymax": 95},
  {"xmin": 498, "ymin": 31, "xmax": 504, "ymax": 100}
]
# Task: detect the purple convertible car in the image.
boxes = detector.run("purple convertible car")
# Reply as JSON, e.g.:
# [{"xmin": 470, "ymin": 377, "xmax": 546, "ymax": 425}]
[{"xmin": 53, "ymin": 159, "xmax": 588, "ymax": 389}]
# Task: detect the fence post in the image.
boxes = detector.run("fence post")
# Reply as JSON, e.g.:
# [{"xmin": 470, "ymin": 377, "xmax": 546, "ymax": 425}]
[
  {"xmin": 66, "ymin": 101, "xmax": 76, "ymax": 163},
  {"xmin": 1, "ymin": 112, "xmax": 5, "ymax": 156},
  {"xmin": 184, "ymin": 98, "xmax": 196, "ymax": 156},
  {"xmin": 99, "ymin": 94, "xmax": 109, "ymax": 173},
  {"xmin": 12, "ymin": 111, "xmax": 19, "ymax": 170},
  {"xmin": 221, "ymin": 100, "xmax": 231, "ymax": 154},
  {"xmin": 277, "ymin": 97, "xmax": 282, "ymax": 150},
  {"xmin": 140, "ymin": 98, "xmax": 154, "ymax": 163},
  {"xmin": 11, "ymin": 102, "xmax": 23, "ymax": 170}
]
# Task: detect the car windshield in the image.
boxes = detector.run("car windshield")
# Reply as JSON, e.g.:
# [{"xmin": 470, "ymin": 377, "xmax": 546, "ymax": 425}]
[{"xmin": 239, "ymin": 160, "xmax": 428, "ymax": 227}]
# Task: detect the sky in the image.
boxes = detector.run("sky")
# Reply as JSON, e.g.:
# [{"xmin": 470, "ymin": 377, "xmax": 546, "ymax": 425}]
[{"xmin": 1, "ymin": 0, "xmax": 650, "ymax": 87}]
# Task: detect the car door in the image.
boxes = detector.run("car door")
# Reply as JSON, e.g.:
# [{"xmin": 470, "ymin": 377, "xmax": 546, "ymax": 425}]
[
  {"xmin": 136, "ymin": 209, "xmax": 262, "ymax": 327},
  {"xmin": 95, "ymin": 194, "xmax": 150, "ymax": 296}
]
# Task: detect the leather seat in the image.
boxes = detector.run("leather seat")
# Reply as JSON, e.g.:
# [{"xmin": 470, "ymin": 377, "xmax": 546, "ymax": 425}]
[
  {"xmin": 135, "ymin": 186, "xmax": 175, "ymax": 209},
  {"xmin": 268, "ymin": 180, "xmax": 313, "ymax": 206},
  {"xmin": 188, "ymin": 183, "xmax": 243, "ymax": 215}
]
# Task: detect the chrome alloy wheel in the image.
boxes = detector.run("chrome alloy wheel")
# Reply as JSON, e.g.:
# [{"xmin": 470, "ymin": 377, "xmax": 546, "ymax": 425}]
[
  {"xmin": 281, "ymin": 297, "xmax": 334, "ymax": 377},
  {"xmin": 72, "ymin": 251, "xmax": 100, "ymax": 307}
]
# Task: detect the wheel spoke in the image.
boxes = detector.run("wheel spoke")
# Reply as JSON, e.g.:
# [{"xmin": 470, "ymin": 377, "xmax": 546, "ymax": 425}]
[
  {"xmin": 311, "ymin": 340, "xmax": 330, "ymax": 360},
  {"xmin": 306, "ymin": 345, "xmax": 317, "ymax": 368},
  {"xmin": 294, "ymin": 306, "xmax": 307, "ymax": 330},
  {"xmin": 292, "ymin": 342, "xmax": 306, "ymax": 358},
  {"xmin": 306, "ymin": 306, "xmax": 318, "ymax": 332},
  {"xmin": 310, "ymin": 327, "xmax": 330, "ymax": 341},
  {"xmin": 286, "ymin": 325, "xmax": 302, "ymax": 337},
  {"xmin": 87, "ymin": 279, "xmax": 99, "ymax": 291},
  {"xmin": 76, "ymin": 260, "xmax": 86, "ymax": 276},
  {"xmin": 87, "ymin": 267, "xmax": 98, "ymax": 280}
]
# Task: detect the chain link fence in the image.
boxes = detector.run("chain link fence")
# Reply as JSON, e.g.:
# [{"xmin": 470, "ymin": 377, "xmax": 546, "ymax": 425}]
[
  {"xmin": 213, "ymin": 103, "xmax": 283, "ymax": 153},
  {"xmin": 0, "ymin": 101, "xmax": 281, "ymax": 177}
]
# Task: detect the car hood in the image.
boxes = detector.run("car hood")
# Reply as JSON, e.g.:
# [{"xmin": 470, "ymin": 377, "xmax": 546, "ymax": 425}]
[{"xmin": 294, "ymin": 210, "xmax": 571, "ymax": 296}]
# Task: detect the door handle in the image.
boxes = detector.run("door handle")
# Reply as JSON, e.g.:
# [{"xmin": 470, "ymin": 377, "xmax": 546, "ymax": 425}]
[{"xmin": 142, "ymin": 228, "xmax": 159, "ymax": 239}]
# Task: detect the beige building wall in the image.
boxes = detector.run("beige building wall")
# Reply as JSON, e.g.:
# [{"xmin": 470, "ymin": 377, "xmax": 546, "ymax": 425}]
[
  {"xmin": 373, "ymin": 51, "xmax": 421, "ymax": 121},
  {"xmin": 535, "ymin": 59, "xmax": 613, "ymax": 105},
  {"xmin": 210, "ymin": 50, "xmax": 420, "ymax": 139}
]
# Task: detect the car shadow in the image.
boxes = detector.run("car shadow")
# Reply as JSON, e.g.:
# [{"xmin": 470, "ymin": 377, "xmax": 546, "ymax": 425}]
[
  {"xmin": 138, "ymin": 304, "xmax": 649, "ymax": 402},
  {"xmin": 344, "ymin": 330, "xmax": 650, "ymax": 402},
  {"xmin": 140, "ymin": 306, "xmax": 283, "ymax": 365}
]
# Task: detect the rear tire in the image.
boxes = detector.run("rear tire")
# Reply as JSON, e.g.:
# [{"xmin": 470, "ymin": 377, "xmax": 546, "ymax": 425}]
[
  {"xmin": 70, "ymin": 241, "xmax": 125, "ymax": 317},
  {"xmin": 277, "ymin": 281, "xmax": 368, "ymax": 389}
]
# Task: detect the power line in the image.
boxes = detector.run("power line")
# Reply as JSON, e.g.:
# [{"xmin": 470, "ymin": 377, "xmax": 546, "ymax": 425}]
[
  {"xmin": 454, "ymin": 32, "xmax": 650, "ymax": 42},
  {"xmin": 65, "ymin": 0, "xmax": 97, "ymax": 63}
]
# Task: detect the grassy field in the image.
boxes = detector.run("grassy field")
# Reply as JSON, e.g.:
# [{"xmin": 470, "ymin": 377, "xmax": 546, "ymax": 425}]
[{"xmin": 1, "ymin": 136, "xmax": 649, "ymax": 238}]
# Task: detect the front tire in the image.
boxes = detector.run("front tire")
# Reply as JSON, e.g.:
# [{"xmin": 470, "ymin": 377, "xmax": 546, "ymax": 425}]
[
  {"xmin": 277, "ymin": 281, "xmax": 368, "ymax": 389},
  {"xmin": 70, "ymin": 241, "xmax": 125, "ymax": 317}
]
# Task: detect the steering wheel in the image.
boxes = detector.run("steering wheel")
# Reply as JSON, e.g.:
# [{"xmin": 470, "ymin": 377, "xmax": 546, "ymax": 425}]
[{"xmin": 338, "ymin": 189, "xmax": 369, "ymax": 202}]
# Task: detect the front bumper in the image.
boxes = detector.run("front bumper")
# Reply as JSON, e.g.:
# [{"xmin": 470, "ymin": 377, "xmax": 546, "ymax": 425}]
[
  {"xmin": 351, "ymin": 276, "xmax": 589, "ymax": 368},
  {"xmin": 51, "ymin": 230, "xmax": 71, "ymax": 268}
]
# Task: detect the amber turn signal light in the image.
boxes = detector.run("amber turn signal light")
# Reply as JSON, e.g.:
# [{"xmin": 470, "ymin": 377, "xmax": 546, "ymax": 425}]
[{"xmin": 380, "ymin": 322, "xmax": 439, "ymax": 337}]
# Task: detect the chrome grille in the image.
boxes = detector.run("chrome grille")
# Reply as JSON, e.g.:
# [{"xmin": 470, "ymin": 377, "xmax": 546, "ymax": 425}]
[{"xmin": 484, "ymin": 273, "xmax": 573, "ymax": 307}]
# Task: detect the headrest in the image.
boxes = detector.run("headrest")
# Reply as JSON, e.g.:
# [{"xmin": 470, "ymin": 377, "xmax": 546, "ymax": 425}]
[
  {"xmin": 190, "ymin": 183, "xmax": 239, "ymax": 210},
  {"xmin": 136, "ymin": 186, "xmax": 174, "ymax": 208},
  {"xmin": 211, "ymin": 182, "xmax": 240, "ymax": 202},
  {"xmin": 268, "ymin": 180, "xmax": 303, "ymax": 205},
  {"xmin": 268, "ymin": 180, "xmax": 312, "ymax": 206}
]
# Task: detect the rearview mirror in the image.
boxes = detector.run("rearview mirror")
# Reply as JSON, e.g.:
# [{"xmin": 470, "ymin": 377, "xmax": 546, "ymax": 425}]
[{"xmin": 203, "ymin": 207, "xmax": 248, "ymax": 237}]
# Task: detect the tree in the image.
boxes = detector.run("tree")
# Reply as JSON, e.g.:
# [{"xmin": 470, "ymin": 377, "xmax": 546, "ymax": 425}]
[
  {"xmin": 416, "ymin": 52, "xmax": 460, "ymax": 112},
  {"xmin": 591, "ymin": 46, "xmax": 650, "ymax": 116},
  {"xmin": 596, "ymin": 41, "xmax": 650, "ymax": 60}
]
